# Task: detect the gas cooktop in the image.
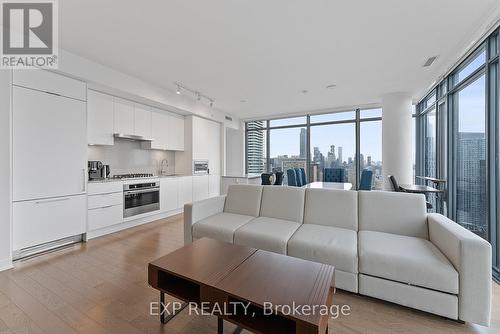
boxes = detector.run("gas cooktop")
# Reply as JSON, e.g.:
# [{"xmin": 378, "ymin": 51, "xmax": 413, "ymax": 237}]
[{"xmin": 111, "ymin": 173, "xmax": 155, "ymax": 180}]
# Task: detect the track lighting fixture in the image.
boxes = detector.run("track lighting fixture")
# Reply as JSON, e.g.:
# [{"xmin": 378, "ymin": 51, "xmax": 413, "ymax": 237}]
[{"xmin": 174, "ymin": 82, "xmax": 215, "ymax": 108}]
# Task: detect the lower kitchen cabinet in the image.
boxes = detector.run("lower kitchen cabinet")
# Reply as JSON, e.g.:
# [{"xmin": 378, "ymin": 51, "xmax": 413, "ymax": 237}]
[
  {"xmin": 160, "ymin": 177, "xmax": 179, "ymax": 212},
  {"xmin": 13, "ymin": 194, "xmax": 87, "ymax": 251},
  {"xmin": 209, "ymin": 174, "xmax": 221, "ymax": 197},
  {"xmin": 193, "ymin": 175, "xmax": 209, "ymax": 202},
  {"xmin": 178, "ymin": 176, "xmax": 193, "ymax": 207},
  {"xmin": 87, "ymin": 183, "xmax": 124, "ymax": 231},
  {"xmin": 88, "ymin": 204, "xmax": 123, "ymax": 231}
]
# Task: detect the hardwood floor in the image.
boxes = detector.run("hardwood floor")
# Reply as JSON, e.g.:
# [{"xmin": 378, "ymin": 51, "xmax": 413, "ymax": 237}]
[{"xmin": 0, "ymin": 214, "xmax": 498, "ymax": 334}]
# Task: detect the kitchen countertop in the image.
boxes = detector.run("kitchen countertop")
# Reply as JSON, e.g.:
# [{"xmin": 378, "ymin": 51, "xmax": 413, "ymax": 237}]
[
  {"xmin": 221, "ymin": 174, "xmax": 261, "ymax": 179},
  {"xmin": 88, "ymin": 174, "xmax": 187, "ymax": 184}
]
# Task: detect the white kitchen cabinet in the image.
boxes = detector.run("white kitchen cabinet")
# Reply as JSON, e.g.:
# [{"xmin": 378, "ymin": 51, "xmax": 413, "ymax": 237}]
[
  {"xmin": 134, "ymin": 103, "xmax": 152, "ymax": 138},
  {"xmin": 88, "ymin": 204, "xmax": 123, "ymax": 231},
  {"xmin": 13, "ymin": 194, "xmax": 87, "ymax": 250},
  {"xmin": 192, "ymin": 117, "xmax": 221, "ymax": 174},
  {"xmin": 178, "ymin": 176, "xmax": 193, "ymax": 207},
  {"xmin": 87, "ymin": 90, "xmax": 114, "ymax": 145},
  {"xmin": 87, "ymin": 183, "xmax": 123, "ymax": 232},
  {"xmin": 160, "ymin": 177, "xmax": 179, "ymax": 212},
  {"xmin": 209, "ymin": 175, "xmax": 221, "ymax": 197},
  {"xmin": 13, "ymin": 86, "xmax": 87, "ymax": 201},
  {"xmin": 13, "ymin": 69, "xmax": 86, "ymax": 101},
  {"xmin": 192, "ymin": 175, "xmax": 209, "ymax": 202},
  {"xmin": 114, "ymin": 98, "xmax": 134, "ymax": 135},
  {"xmin": 168, "ymin": 115, "xmax": 185, "ymax": 151},
  {"xmin": 150, "ymin": 111, "xmax": 169, "ymax": 150}
]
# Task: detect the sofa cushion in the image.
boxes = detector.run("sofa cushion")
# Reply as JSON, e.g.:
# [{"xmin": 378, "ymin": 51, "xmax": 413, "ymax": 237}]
[
  {"xmin": 224, "ymin": 185, "xmax": 263, "ymax": 217},
  {"xmin": 288, "ymin": 224, "xmax": 358, "ymax": 273},
  {"xmin": 234, "ymin": 217, "xmax": 301, "ymax": 254},
  {"xmin": 359, "ymin": 230, "xmax": 458, "ymax": 294},
  {"xmin": 259, "ymin": 186, "xmax": 305, "ymax": 223},
  {"xmin": 304, "ymin": 188, "xmax": 358, "ymax": 230},
  {"xmin": 358, "ymin": 191, "xmax": 428, "ymax": 238},
  {"xmin": 192, "ymin": 212, "xmax": 254, "ymax": 243}
]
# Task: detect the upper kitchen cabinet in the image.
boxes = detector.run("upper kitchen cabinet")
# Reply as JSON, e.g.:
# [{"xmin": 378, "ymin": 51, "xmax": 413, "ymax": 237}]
[
  {"xmin": 144, "ymin": 109, "xmax": 185, "ymax": 151},
  {"xmin": 87, "ymin": 90, "xmax": 114, "ymax": 145},
  {"xmin": 114, "ymin": 98, "xmax": 134, "ymax": 135},
  {"xmin": 148, "ymin": 109, "xmax": 169, "ymax": 150},
  {"xmin": 13, "ymin": 70, "xmax": 86, "ymax": 101},
  {"xmin": 133, "ymin": 103, "xmax": 152, "ymax": 138},
  {"xmin": 168, "ymin": 115, "xmax": 185, "ymax": 151}
]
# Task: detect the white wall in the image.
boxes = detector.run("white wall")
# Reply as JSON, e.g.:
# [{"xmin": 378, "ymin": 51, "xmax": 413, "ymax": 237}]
[
  {"xmin": 0, "ymin": 71, "xmax": 12, "ymax": 270},
  {"xmin": 57, "ymin": 49, "xmax": 240, "ymax": 129},
  {"xmin": 382, "ymin": 92, "xmax": 413, "ymax": 190},
  {"xmin": 87, "ymin": 139, "xmax": 175, "ymax": 176},
  {"xmin": 225, "ymin": 125, "xmax": 245, "ymax": 176}
]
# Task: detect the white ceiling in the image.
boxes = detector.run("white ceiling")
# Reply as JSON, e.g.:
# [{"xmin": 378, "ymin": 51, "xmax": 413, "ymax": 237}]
[{"xmin": 59, "ymin": 1, "xmax": 500, "ymax": 119}]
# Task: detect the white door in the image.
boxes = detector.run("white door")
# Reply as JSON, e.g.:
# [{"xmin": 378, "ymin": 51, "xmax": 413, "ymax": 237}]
[
  {"xmin": 178, "ymin": 176, "xmax": 193, "ymax": 208},
  {"xmin": 114, "ymin": 98, "xmax": 134, "ymax": 134},
  {"xmin": 13, "ymin": 194, "xmax": 87, "ymax": 250},
  {"xmin": 160, "ymin": 177, "xmax": 179, "ymax": 212},
  {"xmin": 192, "ymin": 175, "xmax": 209, "ymax": 202},
  {"xmin": 134, "ymin": 104, "xmax": 152, "ymax": 138},
  {"xmin": 87, "ymin": 90, "xmax": 114, "ymax": 145},
  {"xmin": 13, "ymin": 86, "xmax": 87, "ymax": 201},
  {"xmin": 209, "ymin": 175, "xmax": 221, "ymax": 197}
]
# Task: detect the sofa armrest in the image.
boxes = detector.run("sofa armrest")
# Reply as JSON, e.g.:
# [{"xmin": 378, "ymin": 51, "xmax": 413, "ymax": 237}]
[
  {"xmin": 184, "ymin": 195, "xmax": 226, "ymax": 245},
  {"xmin": 428, "ymin": 213, "xmax": 492, "ymax": 325}
]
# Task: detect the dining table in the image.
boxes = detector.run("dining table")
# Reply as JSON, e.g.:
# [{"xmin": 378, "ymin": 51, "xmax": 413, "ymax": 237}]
[
  {"xmin": 399, "ymin": 184, "xmax": 444, "ymax": 194},
  {"xmin": 302, "ymin": 181, "xmax": 353, "ymax": 190}
]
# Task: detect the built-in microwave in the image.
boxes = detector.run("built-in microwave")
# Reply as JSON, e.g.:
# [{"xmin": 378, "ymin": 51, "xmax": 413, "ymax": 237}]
[{"xmin": 193, "ymin": 160, "xmax": 209, "ymax": 174}]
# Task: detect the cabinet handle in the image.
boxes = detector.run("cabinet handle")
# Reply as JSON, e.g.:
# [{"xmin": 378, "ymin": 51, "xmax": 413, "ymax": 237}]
[
  {"xmin": 35, "ymin": 198, "xmax": 70, "ymax": 204},
  {"xmin": 99, "ymin": 205, "xmax": 114, "ymax": 209},
  {"xmin": 82, "ymin": 169, "xmax": 86, "ymax": 192}
]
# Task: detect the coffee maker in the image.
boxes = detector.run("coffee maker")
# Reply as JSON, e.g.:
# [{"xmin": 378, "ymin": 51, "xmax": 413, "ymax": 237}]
[{"xmin": 88, "ymin": 161, "xmax": 104, "ymax": 180}]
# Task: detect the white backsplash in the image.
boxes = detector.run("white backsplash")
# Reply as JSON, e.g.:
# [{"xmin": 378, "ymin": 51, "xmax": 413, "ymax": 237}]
[{"xmin": 87, "ymin": 138, "xmax": 175, "ymax": 176}]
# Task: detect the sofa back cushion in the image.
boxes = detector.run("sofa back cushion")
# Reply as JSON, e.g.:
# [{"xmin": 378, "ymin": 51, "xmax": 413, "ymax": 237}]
[
  {"xmin": 358, "ymin": 191, "xmax": 428, "ymax": 239},
  {"xmin": 259, "ymin": 186, "xmax": 305, "ymax": 223},
  {"xmin": 224, "ymin": 185, "xmax": 263, "ymax": 217},
  {"xmin": 304, "ymin": 188, "xmax": 358, "ymax": 230}
]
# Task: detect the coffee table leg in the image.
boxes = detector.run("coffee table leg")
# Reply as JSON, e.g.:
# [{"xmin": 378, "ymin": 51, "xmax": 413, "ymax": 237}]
[
  {"xmin": 217, "ymin": 317, "xmax": 223, "ymax": 334},
  {"xmin": 160, "ymin": 292, "xmax": 166, "ymax": 324}
]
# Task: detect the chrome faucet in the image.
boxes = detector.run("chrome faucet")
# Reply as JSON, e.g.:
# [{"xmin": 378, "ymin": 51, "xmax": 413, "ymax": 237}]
[{"xmin": 160, "ymin": 159, "xmax": 169, "ymax": 176}]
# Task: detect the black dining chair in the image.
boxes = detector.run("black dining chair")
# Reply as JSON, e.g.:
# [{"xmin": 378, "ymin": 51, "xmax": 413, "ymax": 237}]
[
  {"xmin": 388, "ymin": 175, "xmax": 433, "ymax": 210},
  {"xmin": 388, "ymin": 175, "xmax": 402, "ymax": 192},
  {"xmin": 261, "ymin": 173, "xmax": 273, "ymax": 185},
  {"xmin": 274, "ymin": 172, "xmax": 284, "ymax": 185}
]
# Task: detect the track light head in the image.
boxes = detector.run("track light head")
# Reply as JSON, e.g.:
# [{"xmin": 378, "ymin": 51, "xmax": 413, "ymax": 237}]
[
  {"xmin": 210, "ymin": 100, "xmax": 214, "ymax": 108},
  {"xmin": 176, "ymin": 86, "xmax": 181, "ymax": 95}
]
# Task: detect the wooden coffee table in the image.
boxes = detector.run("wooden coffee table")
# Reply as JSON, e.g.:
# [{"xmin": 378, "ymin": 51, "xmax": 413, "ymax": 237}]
[{"xmin": 148, "ymin": 238, "xmax": 335, "ymax": 334}]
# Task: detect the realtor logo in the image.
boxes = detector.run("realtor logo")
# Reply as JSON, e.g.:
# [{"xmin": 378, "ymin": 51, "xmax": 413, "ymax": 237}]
[{"xmin": 1, "ymin": 0, "xmax": 58, "ymax": 68}]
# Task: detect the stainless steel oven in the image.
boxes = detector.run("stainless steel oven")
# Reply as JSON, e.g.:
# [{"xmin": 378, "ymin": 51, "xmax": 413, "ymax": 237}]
[
  {"xmin": 123, "ymin": 181, "xmax": 160, "ymax": 218},
  {"xmin": 193, "ymin": 160, "xmax": 209, "ymax": 174}
]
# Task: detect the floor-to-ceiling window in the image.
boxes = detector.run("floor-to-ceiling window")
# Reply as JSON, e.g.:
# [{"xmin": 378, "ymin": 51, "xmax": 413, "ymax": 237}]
[
  {"xmin": 245, "ymin": 108, "xmax": 394, "ymax": 190},
  {"xmin": 309, "ymin": 113, "xmax": 356, "ymax": 184},
  {"xmin": 359, "ymin": 108, "xmax": 383, "ymax": 189},
  {"xmin": 416, "ymin": 27, "xmax": 500, "ymax": 281},
  {"xmin": 453, "ymin": 73, "xmax": 487, "ymax": 239}
]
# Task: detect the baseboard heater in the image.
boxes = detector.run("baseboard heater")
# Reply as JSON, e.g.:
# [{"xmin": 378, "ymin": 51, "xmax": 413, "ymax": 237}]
[{"xmin": 12, "ymin": 234, "xmax": 83, "ymax": 261}]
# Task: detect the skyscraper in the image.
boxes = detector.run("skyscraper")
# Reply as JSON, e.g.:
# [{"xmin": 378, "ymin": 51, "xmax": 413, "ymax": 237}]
[
  {"xmin": 246, "ymin": 121, "xmax": 265, "ymax": 173},
  {"xmin": 299, "ymin": 128, "xmax": 307, "ymax": 158}
]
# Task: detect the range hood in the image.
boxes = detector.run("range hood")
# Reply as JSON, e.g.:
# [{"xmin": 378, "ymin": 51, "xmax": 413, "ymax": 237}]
[{"xmin": 113, "ymin": 133, "xmax": 153, "ymax": 141}]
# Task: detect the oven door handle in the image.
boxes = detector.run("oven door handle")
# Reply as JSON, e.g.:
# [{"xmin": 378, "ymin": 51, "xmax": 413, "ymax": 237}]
[{"xmin": 124, "ymin": 188, "xmax": 160, "ymax": 195}]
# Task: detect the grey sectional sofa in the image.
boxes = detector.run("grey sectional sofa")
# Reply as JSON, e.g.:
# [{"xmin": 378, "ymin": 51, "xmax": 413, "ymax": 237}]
[{"xmin": 184, "ymin": 184, "xmax": 492, "ymax": 325}]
